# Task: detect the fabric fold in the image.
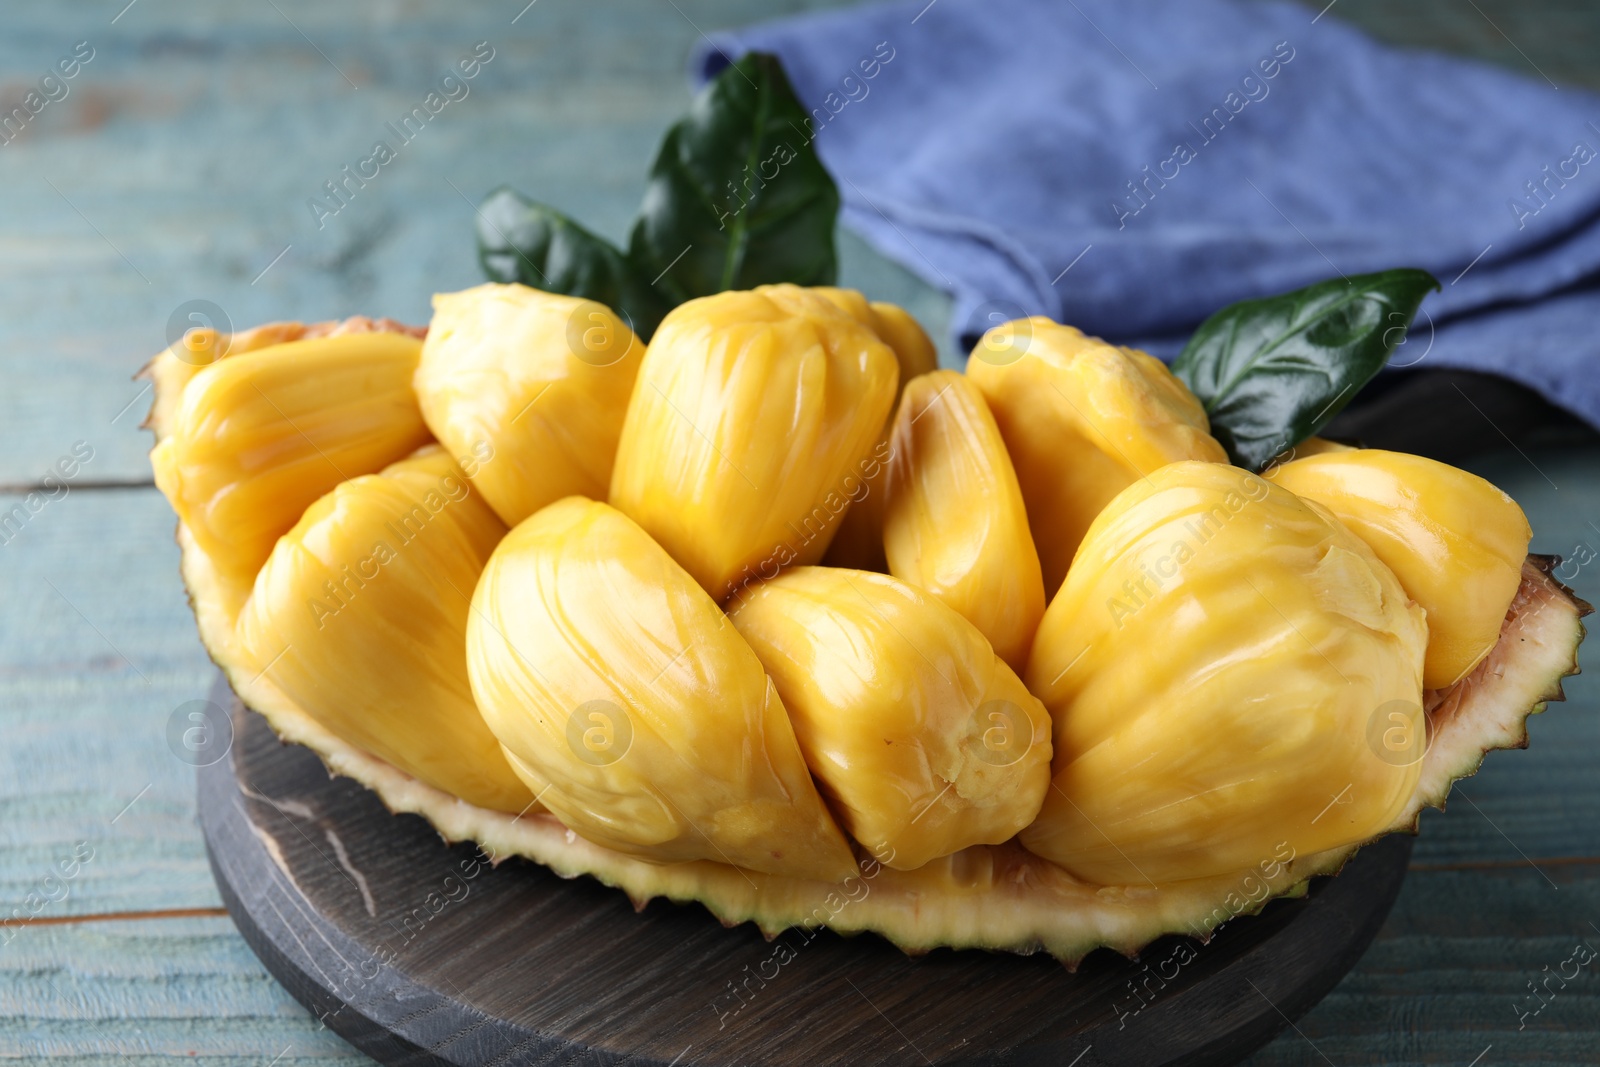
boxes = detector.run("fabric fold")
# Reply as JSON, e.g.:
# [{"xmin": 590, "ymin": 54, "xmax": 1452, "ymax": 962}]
[{"xmin": 694, "ymin": 0, "xmax": 1600, "ymax": 425}]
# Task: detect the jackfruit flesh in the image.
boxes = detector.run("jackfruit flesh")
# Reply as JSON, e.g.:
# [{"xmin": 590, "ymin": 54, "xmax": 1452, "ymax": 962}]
[
  {"xmin": 466, "ymin": 496, "xmax": 858, "ymax": 881},
  {"xmin": 966, "ymin": 319, "xmax": 1227, "ymax": 596},
  {"xmin": 609, "ymin": 285, "xmax": 898, "ymax": 599},
  {"xmin": 414, "ymin": 283, "xmax": 644, "ymax": 528},
  {"xmin": 732, "ymin": 567, "xmax": 1052, "ymax": 871},
  {"xmin": 1267, "ymin": 448, "xmax": 1532, "ymax": 688},
  {"xmin": 236, "ymin": 446, "xmax": 536, "ymax": 813},
  {"xmin": 1022, "ymin": 461, "xmax": 1428, "ymax": 884},
  {"xmin": 882, "ymin": 370, "xmax": 1045, "ymax": 671},
  {"xmin": 151, "ymin": 331, "xmax": 433, "ymax": 582}
]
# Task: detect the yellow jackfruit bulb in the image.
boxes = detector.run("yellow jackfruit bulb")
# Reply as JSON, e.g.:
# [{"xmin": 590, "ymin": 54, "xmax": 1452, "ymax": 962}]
[
  {"xmin": 966, "ymin": 320, "xmax": 1227, "ymax": 596},
  {"xmin": 882, "ymin": 371, "xmax": 1045, "ymax": 671},
  {"xmin": 1266, "ymin": 449, "xmax": 1532, "ymax": 689},
  {"xmin": 815, "ymin": 439, "xmax": 895, "ymax": 573},
  {"xmin": 466, "ymin": 497, "xmax": 858, "ymax": 880},
  {"xmin": 731, "ymin": 567, "xmax": 1052, "ymax": 872},
  {"xmin": 867, "ymin": 302, "xmax": 940, "ymax": 382},
  {"xmin": 236, "ymin": 446, "xmax": 536, "ymax": 813},
  {"xmin": 151, "ymin": 331, "xmax": 434, "ymax": 582},
  {"xmin": 812, "ymin": 288, "xmax": 938, "ymax": 573},
  {"xmin": 609, "ymin": 285, "xmax": 898, "ymax": 599},
  {"xmin": 1271, "ymin": 436, "xmax": 1355, "ymax": 465},
  {"xmin": 142, "ymin": 317, "xmax": 427, "ymax": 443},
  {"xmin": 414, "ymin": 283, "xmax": 644, "ymax": 528},
  {"xmin": 813, "ymin": 287, "xmax": 939, "ymax": 386},
  {"xmin": 1022, "ymin": 461, "xmax": 1427, "ymax": 885}
]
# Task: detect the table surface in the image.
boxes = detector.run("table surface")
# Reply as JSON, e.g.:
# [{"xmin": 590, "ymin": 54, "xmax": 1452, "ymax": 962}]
[{"xmin": 2, "ymin": 2, "xmax": 1598, "ymax": 1064}]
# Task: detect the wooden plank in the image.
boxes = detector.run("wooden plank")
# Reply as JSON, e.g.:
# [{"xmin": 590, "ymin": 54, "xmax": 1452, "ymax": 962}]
[
  {"xmin": 3, "ymin": 0, "xmax": 1599, "ymax": 1061},
  {"xmin": 1244, "ymin": 866, "xmax": 1600, "ymax": 1065},
  {"xmin": 0, "ymin": 916, "xmax": 368, "ymax": 1062},
  {"xmin": 1, "ymin": 870, "xmax": 1595, "ymax": 1064},
  {"xmin": 0, "ymin": 486, "xmax": 220, "ymax": 917}
]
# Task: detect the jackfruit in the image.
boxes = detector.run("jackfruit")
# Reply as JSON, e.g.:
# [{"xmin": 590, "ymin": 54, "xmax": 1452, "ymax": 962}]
[
  {"xmin": 731, "ymin": 567, "xmax": 1052, "ymax": 870},
  {"xmin": 1021, "ymin": 461, "xmax": 1428, "ymax": 884},
  {"xmin": 609, "ymin": 285, "xmax": 898, "ymax": 599},
  {"xmin": 147, "ymin": 307, "xmax": 1589, "ymax": 967},
  {"xmin": 466, "ymin": 496, "xmax": 857, "ymax": 880},
  {"xmin": 414, "ymin": 283, "xmax": 644, "ymax": 527},
  {"xmin": 1266, "ymin": 448, "xmax": 1532, "ymax": 688},
  {"xmin": 966, "ymin": 320, "xmax": 1227, "ymax": 595},
  {"xmin": 236, "ymin": 446, "xmax": 535, "ymax": 813},
  {"xmin": 882, "ymin": 370, "xmax": 1045, "ymax": 670},
  {"xmin": 151, "ymin": 331, "xmax": 433, "ymax": 582},
  {"xmin": 814, "ymin": 287, "xmax": 939, "ymax": 572}
]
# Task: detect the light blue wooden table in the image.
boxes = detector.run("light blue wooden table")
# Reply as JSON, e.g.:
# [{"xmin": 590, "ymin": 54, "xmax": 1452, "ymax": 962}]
[{"xmin": 1, "ymin": 1, "xmax": 1597, "ymax": 1063}]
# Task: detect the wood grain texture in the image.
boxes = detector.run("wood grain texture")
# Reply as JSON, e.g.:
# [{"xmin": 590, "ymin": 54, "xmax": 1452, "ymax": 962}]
[
  {"xmin": 0, "ymin": 487, "xmax": 229, "ymax": 918},
  {"xmin": 0, "ymin": 917, "xmax": 368, "ymax": 1063},
  {"xmin": 0, "ymin": 0, "xmax": 942, "ymax": 485}
]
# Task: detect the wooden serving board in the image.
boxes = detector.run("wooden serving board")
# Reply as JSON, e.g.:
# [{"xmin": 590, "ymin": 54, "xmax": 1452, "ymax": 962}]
[{"xmin": 200, "ymin": 676, "xmax": 1413, "ymax": 1067}]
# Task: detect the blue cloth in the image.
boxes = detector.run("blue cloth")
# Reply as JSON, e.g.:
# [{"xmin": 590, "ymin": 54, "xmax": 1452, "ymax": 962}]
[{"xmin": 694, "ymin": 0, "xmax": 1600, "ymax": 426}]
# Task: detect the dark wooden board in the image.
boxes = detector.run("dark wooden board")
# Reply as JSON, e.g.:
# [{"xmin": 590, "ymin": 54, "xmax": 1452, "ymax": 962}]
[{"xmin": 200, "ymin": 676, "xmax": 1413, "ymax": 1067}]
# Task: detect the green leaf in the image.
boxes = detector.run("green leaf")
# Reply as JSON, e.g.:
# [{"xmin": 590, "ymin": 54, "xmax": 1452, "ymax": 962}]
[
  {"xmin": 476, "ymin": 186, "xmax": 671, "ymax": 339},
  {"xmin": 1172, "ymin": 268, "xmax": 1441, "ymax": 470},
  {"xmin": 628, "ymin": 51, "xmax": 840, "ymax": 305}
]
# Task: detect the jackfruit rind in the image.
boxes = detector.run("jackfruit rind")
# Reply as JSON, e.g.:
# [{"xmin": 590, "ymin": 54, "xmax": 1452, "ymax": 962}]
[{"xmin": 1408, "ymin": 555, "xmax": 1590, "ymax": 816}]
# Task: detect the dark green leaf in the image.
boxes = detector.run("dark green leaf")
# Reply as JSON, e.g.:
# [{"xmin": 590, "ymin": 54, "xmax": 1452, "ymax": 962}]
[
  {"xmin": 628, "ymin": 51, "xmax": 839, "ymax": 304},
  {"xmin": 476, "ymin": 186, "xmax": 671, "ymax": 339},
  {"xmin": 1173, "ymin": 268, "xmax": 1441, "ymax": 470}
]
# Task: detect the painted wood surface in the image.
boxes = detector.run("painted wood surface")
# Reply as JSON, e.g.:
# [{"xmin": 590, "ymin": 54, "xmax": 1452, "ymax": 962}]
[{"xmin": 0, "ymin": 0, "xmax": 1598, "ymax": 1064}]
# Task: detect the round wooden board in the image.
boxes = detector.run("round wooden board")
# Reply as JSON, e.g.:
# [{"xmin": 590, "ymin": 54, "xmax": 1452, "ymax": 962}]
[{"xmin": 200, "ymin": 676, "xmax": 1413, "ymax": 1067}]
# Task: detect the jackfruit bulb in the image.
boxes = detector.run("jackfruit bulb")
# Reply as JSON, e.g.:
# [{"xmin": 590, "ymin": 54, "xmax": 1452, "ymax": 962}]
[
  {"xmin": 814, "ymin": 287, "xmax": 939, "ymax": 573},
  {"xmin": 236, "ymin": 446, "xmax": 536, "ymax": 813},
  {"xmin": 466, "ymin": 496, "xmax": 858, "ymax": 881},
  {"xmin": 414, "ymin": 283, "xmax": 644, "ymax": 528},
  {"xmin": 151, "ymin": 331, "xmax": 433, "ymax": 582},
  {"xmin": 732, "ymin": 567, "xmax": 1052, "ymax": 871},
  {"xmin": 1022, "ymin": 461, "xmax": 1428, "ymax": 885},
  {"xmin": 609, "ymin": 285, "xmax": 898, "ymax": 599},
  {"xmin": 966, "ymin": 320, "xmax": 1226, "ymax": 596},
  {"xmin": 1266, "ymin": 448, "xmax": 1532, "ymax": 689},
  {"xmin": 882, "ymin": 370, "xmax": 1046, "ymax": 671}
]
